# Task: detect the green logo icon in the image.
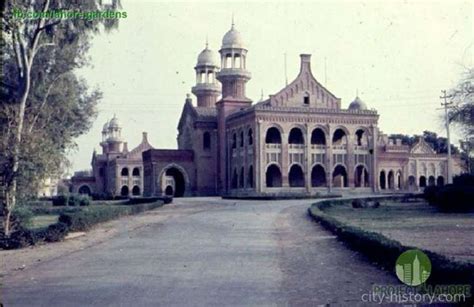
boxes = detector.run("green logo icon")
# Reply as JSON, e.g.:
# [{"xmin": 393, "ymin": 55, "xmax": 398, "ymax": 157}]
[{"xmin": 395, "ymin": 249, "xmax": 431, "ymax": 286}]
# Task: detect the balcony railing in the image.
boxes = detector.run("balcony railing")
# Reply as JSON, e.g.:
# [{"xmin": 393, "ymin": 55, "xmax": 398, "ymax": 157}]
[
  {"xmin": 265, "ymin": 143, "xmax": 282, "ymax": 150},
  {"xmin": 288, "ymin": 144, "xmax": 305, "ymax": 150},
  {"xmin": 354, "ymin": 145, "xmax": 369, "ymax": 151},
  {"xmin": 332, "ymin": 145, "xmax": 347, "ymax": 150},
  {"xmin": 311, "ymin": 144, "xmax": 326, "ymax": 150}
]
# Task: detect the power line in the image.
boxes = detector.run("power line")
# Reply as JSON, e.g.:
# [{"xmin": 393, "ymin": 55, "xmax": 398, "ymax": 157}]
[{"xmin": 440, "ymin": 89, "xmax": 454, "ymax": 184}]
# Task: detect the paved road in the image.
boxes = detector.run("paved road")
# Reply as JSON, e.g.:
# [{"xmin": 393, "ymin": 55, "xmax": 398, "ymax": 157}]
[{"xmin": 2, "ymin": 197, "xmax": 397, "ymax": 306}]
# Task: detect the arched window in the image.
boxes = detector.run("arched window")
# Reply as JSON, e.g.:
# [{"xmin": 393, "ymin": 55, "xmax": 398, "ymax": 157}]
[
  {"xmin": 428, "ymin": 176, "xmax": 436, "ymax": 186},
  {"xmin": 311, "ymin": 128, "xmax": 326, "ymax": 145},
  {"xmin": 132, "ymin": 186, "xmax": 140, "ymax": 196},
  {"xmin": 232, "ymin": 133, "xmax": 237, "ymax": 149},
  {"xmin": 303, "ymin": 93, "xmax": 310, "ymax": 105},
  {"xmin": 311, "ymin": 165, "xmax": 326, "ymax": 187},
  {"xmin": 437, "ymin": 176, "xmax": 445, "ymax": 186},
  {"xmin": 248, "ymin": 129, "xmax": 253, "ymax": 146},
  {"xmin": 78, "ymin": 185, "xmax": 91, "ymax": 195},
  {"xmin": 388, "ymin": 170, "xmax": 395, "ymax": 189},
  {"xmin": 355, "ymin": 129, "xmax": 368, "ymax": 146},
  {"xmin": 234, "ymin": 54, "xmax": 241, "ymax": 68},
  {"xmin": 354, "ymin": 165, "xmax": 369, "ymax": 188},
  {"xmin": 99, "ymin": 167, "xmax": 105, "ymax": 177},
  {"xmin": 289, "ymin": 164, "xmax": 305, "ymax": 187},
  {"xmin": 419, "ymin": 176, "xmax": 427, "ymax": 188},
  {"xmin": 266, "ymin": 165, "xmax": 282, "ymax": 187},
  {"xmin": 231, "ymin": 169, "xmax": 238, "ymax": 189},
  {"xmin": 239, "ymin": 167, "xmax": 244, "ymax": 188},
  {"xmin": 265, "ymin": 127, "xmax": 282, "ymax": 144},
  {"xmin": 121, "ymin": 167, "xmax": 129, "ymax": 176},
  {"xmin": 408, "ymin": 176, "xmax": 416, "ymax": 189},
  {"xmin": 380, "ymin": 170, "xmax": 386, "ymax": 190},
  {"xmin": 333, "ymin": 165, "xmax": 348, "ymax": 187},
  {"xmin": 225, "ymin": 54, "xmax": 232, "ymax": 68},
  {"xmin": 132, "ymin": 167, "xmax": 140, "ymax": 176},
  {"xmin": 288, "ymin": 128, "xmax": 304, "ymax": 144},
  {"xmin": 248, "ymin": 165, "xmax": 254, "ymax": 188},
  {"xmin": 120, "ymin": 186, "xmax": 129, "ymax": 196},
  {"xmin": 240, "ymin": 131, "xmax": 244, "ymax": 147},
  {"xmin": 332, "ymin": 129, "xmax": 348, "ymax": 146},
  {"xmin": 203, "ymin": 132, "xmax": 211, "ymax": 150},
  {"xmin": 207, "ymin": 72, "xmax": 214, "ymax": 83}
]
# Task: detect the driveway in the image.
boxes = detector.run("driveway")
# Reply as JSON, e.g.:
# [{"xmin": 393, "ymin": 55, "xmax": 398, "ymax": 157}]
[{"xmin": 1, "ymin": 197, "xmax": 397, "ymax": 306}]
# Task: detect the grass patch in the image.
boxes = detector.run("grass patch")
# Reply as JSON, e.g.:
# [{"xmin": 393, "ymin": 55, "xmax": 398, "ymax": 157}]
[
  {"xmin": 308, "ymin": 197, "xmax": 474, "ymax": 302},
  {"xmin": 2, "ymin": 199, "xmax": 168, "ymax": 250},
  {"xmin": 29, "ymin": 215, "xmax": 59, "ymax": 230}
]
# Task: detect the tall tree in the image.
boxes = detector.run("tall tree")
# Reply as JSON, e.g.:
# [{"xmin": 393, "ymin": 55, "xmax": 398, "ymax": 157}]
[
  {"xmin": 1, "ymin": 0, "xmax": 122, "ymax": 235},
  {"xmin": 448, "ymin": 68, "xmax": 474, "ymax": 173},
  {"xmin": 449, "ymin": 68, "xmax": 474, "ymax": 139},
  {"xmin": 388, "ymin": 131, "xmax": 459, "ymax": 154}
]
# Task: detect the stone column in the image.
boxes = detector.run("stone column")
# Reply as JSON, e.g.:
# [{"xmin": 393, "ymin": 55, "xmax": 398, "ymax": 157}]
[
  {"xmin": 327, "ymin": 125, "xmax": 333, "ymax": 193},
  {"xmin": 372, "ymin": 125, "xmax": 378, "ymax": 193},
  {"xmin": 347, "ymin": 134, "xmax": 355, "ymax": 188},
  {"xmin": 281, "ymin": 131, "xmax": 289, "ymax": 188},
  {"xmin": 305, "ymin": 123, "xmax": 311, "ymax": 193},
  {"xmin": 257, "ymin": 121, "xmax": 264, "ymax": 193}
]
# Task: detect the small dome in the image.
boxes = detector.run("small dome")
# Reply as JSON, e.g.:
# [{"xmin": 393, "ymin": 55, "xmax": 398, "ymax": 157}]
[
  {"xmin": 197, "ymin": 47, "xmax": 218, "ymax": 66},
  {"xmin": 108, "ymin": 115, "xmax": 121, "ymax": 129},
  {"xmin": 102, "ymin": 121, "xmax": 109, "ymax": 132},
  {"xmin": 348, "ymin": 96, "xmax": 367, "ymax": 110},
  {"xmin": 222, "ymin": 25, "xmax": 245, "ymax": 49}
]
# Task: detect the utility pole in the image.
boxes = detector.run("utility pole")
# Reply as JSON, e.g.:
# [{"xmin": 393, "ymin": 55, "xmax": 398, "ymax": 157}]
[{"xmin": 440, "ymin": 90, "xmax": 453, "ymax": 184}]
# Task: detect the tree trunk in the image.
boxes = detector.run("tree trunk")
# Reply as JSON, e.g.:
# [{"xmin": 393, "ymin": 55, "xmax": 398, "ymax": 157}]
[
  {"xmin": 3, "ymin": 66, "xmax": 30, "ymax": 236},
  {"xmin": 2, "ymin": 0, "xmax": 50, "ymax": 236}
]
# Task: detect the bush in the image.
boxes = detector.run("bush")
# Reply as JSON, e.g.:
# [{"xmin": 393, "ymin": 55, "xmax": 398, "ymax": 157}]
[
  {"xmin": 1, "ymin": 199, "xmax": 166, "ymax": 250},
  {"xmin": 52, "ymin": 194, "xmax": 91, "ymax": 207},
  {"xmin": 351, "ymin": 199, "xmax": 364, "ymax": 208},
  {"xmin": 423, "ymin": 185, "xmax": 439, "ymax": 205},
  {"xmin": 42, "ymin": 222, "xmax": 69, "ymax": 242},
  {"xmin": 433, "ymin": 184, "xmax": 474, "ymax": 212},
  {"xmin": 127, "ymin": 197, "xmax": 171, "ymax": 205},
  {"xmin": 453, "ymin": 173, "xmax": 474, "ymax": 186},
  {"xmin": 59, "ymin": 201, "xmax": 164, "ymax": 232},
  {"xmin": 0, "ymin": 228, "xmax": 38, "ymax": 249},
  {"xmin": 12, "ymin": 206, "xmax": 34, "ymax": 228},
  {"xmin": 351, "ymin": 199, "xmax": 380, "ymax": 209},
  {"xmin": 52, "ymin": 195, "xmax": 68, "ymax": 206},
  {"xmin": 68, "ymin": 194, "xmax": 91, "ymax": 207}
]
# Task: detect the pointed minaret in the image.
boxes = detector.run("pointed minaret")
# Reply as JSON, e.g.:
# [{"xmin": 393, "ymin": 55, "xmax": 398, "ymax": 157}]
[
  {"xmin": 216, "ymin": 19, "xmax": 251, "ymax": 100},
  {"xmin": 191, "ymin": 40, "xmax": 221, "ymax": 107},
  {"xmin": 215, "ymin": 20, "xmax": 252, "ymax": 193}
]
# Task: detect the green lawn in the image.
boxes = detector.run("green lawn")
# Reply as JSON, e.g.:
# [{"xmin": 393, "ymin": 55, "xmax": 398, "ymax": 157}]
[
  {"xmin": 323, "ymin": 201, "xmax": 474, "ymax": 261},
  {"xmin": 29, "ymin": 215, "xmax": 59, "ymax": 230}
]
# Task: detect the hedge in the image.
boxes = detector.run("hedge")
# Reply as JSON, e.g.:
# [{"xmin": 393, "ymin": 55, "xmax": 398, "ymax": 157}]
[
  {"xmin": 308, "ymin": 197, "xmax": 474, "ymax": 301},
  {"xmin": 52, "ymin": 194, "xmax": 91, "ymax": 207},
  {"xmin": 1, "ymin": 200, "xmax": 166, "ymax": 250},
  {"xmin": 58, "ymin": 201, "xmax": 164, "ymax": 232}
]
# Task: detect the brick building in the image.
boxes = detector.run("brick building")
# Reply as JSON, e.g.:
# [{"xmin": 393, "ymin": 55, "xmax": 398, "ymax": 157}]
[{"xmin": 71, "ymin": 23, "xmax": 464, "ymax": 198}]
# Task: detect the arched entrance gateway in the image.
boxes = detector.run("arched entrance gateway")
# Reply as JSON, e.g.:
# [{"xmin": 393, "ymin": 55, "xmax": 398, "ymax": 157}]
[
  {"xmin": 160, "ymin": 165, "xmax": 188, "ymax": 197},
  {"xmin": 78, "ymin": 185, "xmax": 92, "ymax": 195}
]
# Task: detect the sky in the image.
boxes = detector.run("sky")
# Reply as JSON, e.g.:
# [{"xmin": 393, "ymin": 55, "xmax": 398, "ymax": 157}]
[{"xmin": 71, "ymin": 0, "xmax": 473, "ymax": 173}]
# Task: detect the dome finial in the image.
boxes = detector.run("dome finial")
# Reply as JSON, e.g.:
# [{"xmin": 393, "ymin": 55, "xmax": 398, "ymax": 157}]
[
  {"xmin": 231, "ymin": 13, "xmax": 235, "ymax": 29},
  {"xmin": 205, "ymin": 35, "xmax": 209, "ymax": 49}
]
